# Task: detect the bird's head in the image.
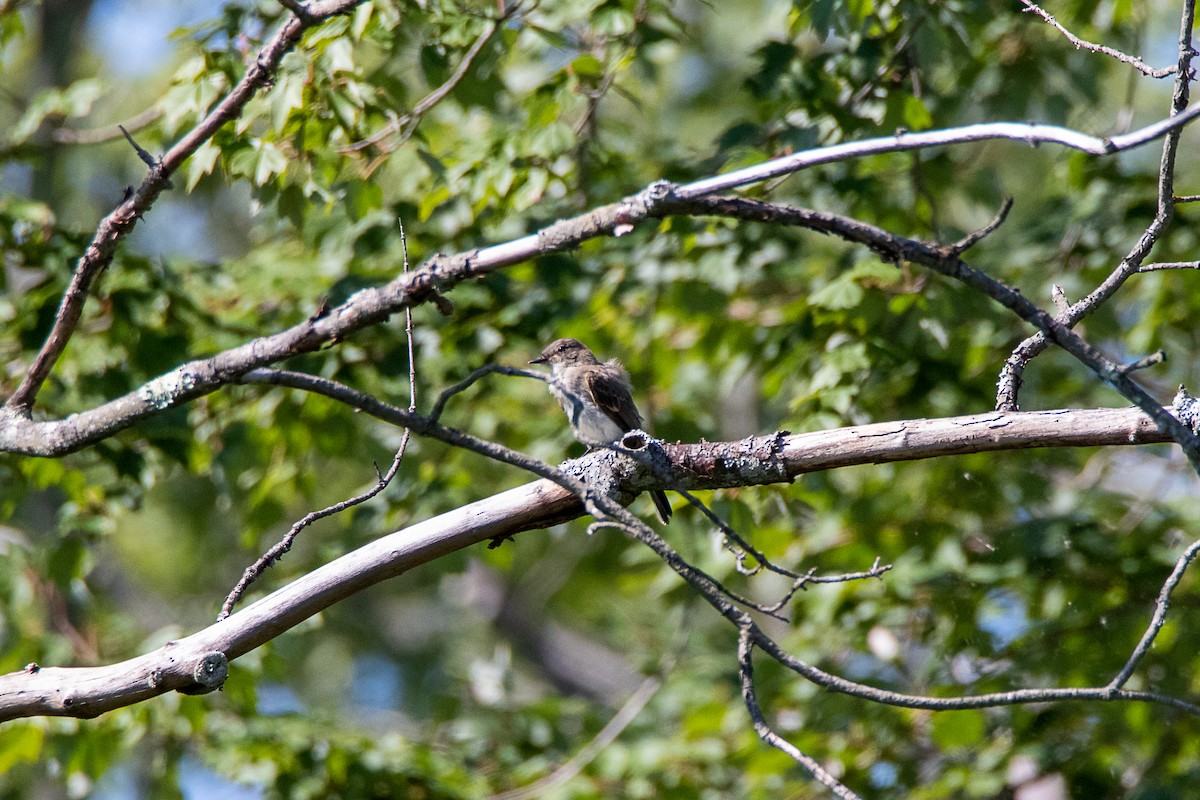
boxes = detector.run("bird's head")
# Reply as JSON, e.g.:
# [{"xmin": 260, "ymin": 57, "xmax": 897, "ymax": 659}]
[{"xmin": 530, "ymin": 338, "xmax": 600, "ymax": 368}]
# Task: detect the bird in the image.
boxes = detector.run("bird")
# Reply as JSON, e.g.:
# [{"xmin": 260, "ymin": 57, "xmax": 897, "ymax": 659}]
[{"xmin": 530, "ymin": 338, "xmax": 672, "ymax": 524}]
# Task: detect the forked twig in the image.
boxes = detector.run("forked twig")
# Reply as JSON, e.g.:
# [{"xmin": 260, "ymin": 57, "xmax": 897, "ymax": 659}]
[{"xmin": 1019, "ymin": 0, "xmax": 1177, "ymax": 78}]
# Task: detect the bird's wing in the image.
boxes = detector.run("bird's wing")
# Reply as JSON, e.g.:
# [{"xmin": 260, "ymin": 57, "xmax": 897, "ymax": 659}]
[{"xmin": 585, "ymin": 366, "xmax": 643, "ymax": 433}]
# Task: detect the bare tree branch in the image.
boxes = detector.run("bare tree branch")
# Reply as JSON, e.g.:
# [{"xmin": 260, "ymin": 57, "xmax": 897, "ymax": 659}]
[
  {"xmin": 8, "ymin": 105, "xmax": 1200, "ymax": 458},
  {"xmin": 222, "ymin": 221, "xmax": 428, "ymax": 618},
  {"xmin": 218, "ymin": 439, "xmax": 411, "ymax": 620},
  {"xmin": 739, "ymin": 629, "xmax": 863, "ymax": 800},
  {"xmin": 600, "ymin": 495, "xmax": 1200, "ymax": 796},
  {"xmin": 996, "ymin": 0, "xmax": 1198, "ymax": 410},
  {"xmin": 663, "ymin": 193, "xmax": 1200, "ymax": 469},
  {"xmin": 0, "ymin": 398, "xmax": 1187, "ymax": 722},
  {"xmin": 678, "ymin": 106, "xmax": 1200, "ymax": 199},
  {"xmin": 3, "ymin": 0, "xmax": 367, "ymax": 413},
  {"xmin": 678, "ymin": 488, "xmax": 889, "ymax": 618},
  {"xmin": 1137, "ymin": 261, "xmax": 1200, "ymax": 272},
  {"xmin": 1107, "ymin": 538, "xmax": 1200, "ymax": 692},
  {"xmin": 1019, "ymin": 0, "xmax": 1177, "ymax": 78}
]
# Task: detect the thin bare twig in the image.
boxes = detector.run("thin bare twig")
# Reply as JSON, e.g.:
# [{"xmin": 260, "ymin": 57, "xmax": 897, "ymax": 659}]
[
  {"xmin": 948, "ymin": 196, "xmax": 1013, "ymax": 255},
  {"xmin": 1118, "ymin": 351, "xmax": 1167, "ymax": 375},
  {"xmin": 996, "ymin": 0, "xmax": 1197, "ymax": 410},
  {"xmin": 677, "ymin": 488, "xmax": 889, "ymax": 617},
  {"xmin": 1019, "ymin": 0, "xmax": 1177, "ymax": 78},
  {"xmin": 680, "ymin": 105, "xmax": 1200, "ymax": 199},
  {"xmin": 1137, "ymin": 261, "xmax": 1200, "ymax": 272},
  {"xmin": 429, "ymin": 364, "xmax": 546, "ymax": 422},
  {"xmin": 1107, "ymin": 538, "xmax": 1200, "ymax": 691},
  {"xmin": 488, "ymin": 677, "xmax": 661, "ymax": 800},
  {"xmin": 118, "ymin": 124, "xmax": 160, "ymax": 170},
  {"xmin": 220, "ymin": 218, "xmax": 423, "ymax": 619},
  {"xmin": 343, "ymin": 6, "xmax": 514, "ymax": 156},
  {"xmin": 739, "ymin": 629, "xmax": 863, "ymax": 800},
  {"xmin": 218, "ymin": 440, "xmax": 411, "ymax": 619}
]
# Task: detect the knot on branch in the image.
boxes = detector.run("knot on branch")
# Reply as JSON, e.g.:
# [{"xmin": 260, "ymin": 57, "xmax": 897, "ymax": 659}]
[
  {"xmin": 1173, "ymin": 385, "xmax": 1200, "ymax": 435},
  {"xmin": 138, "ymin": 366, "xmax": 200, "ymax": 410},
  {"xmin": 611, "ymin": 181, "xmax": 680, "ymax": 235},
  {"xmin": 177, "ymin": 651, "xmax": 229, "ymax": 696},
  {"xmin": 560, "ymin": 431, "xmax": 673, "ymax": 510}
]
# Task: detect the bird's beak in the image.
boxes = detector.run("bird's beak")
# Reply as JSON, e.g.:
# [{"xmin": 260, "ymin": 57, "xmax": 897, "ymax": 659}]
[{"xmin": 529, "ymin": 356, "xmax": 547, "ymax": 365}]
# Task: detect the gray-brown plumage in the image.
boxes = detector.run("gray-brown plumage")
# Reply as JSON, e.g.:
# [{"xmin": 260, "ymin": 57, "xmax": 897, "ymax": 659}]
[{"xmin": 530, "ymin": 338, "xmax": 672, "ymax": 524}]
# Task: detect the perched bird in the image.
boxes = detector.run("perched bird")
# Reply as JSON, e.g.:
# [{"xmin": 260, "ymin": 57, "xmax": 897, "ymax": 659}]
[{"xmin": 530, "ymin": 338, "xmax": 672, "ymax": 524}]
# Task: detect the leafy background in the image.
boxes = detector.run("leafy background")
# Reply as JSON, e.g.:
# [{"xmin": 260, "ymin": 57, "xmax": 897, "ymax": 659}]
[{"xmin": 1, "ymin": 0, "xmax": 1198, "ymax": 797}]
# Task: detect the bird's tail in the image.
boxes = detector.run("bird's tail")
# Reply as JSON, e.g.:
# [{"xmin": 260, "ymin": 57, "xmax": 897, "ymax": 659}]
[{"xmin": 650, "ymin": 489, "xmax": 672, "ymax": 525}]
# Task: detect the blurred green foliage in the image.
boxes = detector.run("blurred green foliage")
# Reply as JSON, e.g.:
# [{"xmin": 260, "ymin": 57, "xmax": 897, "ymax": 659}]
[{"xmin": 1, "ymin": 0, "xmax": 1198, "ymax": 797}]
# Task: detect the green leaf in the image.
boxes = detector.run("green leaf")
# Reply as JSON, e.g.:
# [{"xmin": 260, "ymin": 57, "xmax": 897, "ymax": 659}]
[
  {"xmin": 809, "ymin": 274, "xmax": 865, "ymax": 310},
  {"xmin": 187, "ymin": 141, "xmax": 222, "ymax": 191},
  {"xmin": 254, "ymin": 141, "xmax": 289, "ymax": 185}
]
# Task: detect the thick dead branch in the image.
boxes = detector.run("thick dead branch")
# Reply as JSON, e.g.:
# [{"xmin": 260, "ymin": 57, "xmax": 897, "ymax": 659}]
[{"xmin": 0, "ymin": 403, "xmax": 1183, "ymax": 722}]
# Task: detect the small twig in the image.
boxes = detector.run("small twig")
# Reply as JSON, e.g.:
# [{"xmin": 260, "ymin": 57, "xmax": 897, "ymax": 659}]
[
  {"xmin": 118, "ymin": 124, "xmax": 173, "ymax": 191},
  {"xmin": 1117, "ymin": 350, "xmax": 1166, "ymax": 375},
  {"xmin": 118, "ymin": 124, "xmax": 160, "ymax": 170},
  {"xmin": 1137, "ymin": 261, "xmax": 1200, "ymax": 272},
  {"xmin": 588, "ymin": 515, "xmax": 796, "ymax": 623},
  {"xmin": 1174, "ymin": 194, "xmax": 1200, "ymax": 203},
  {"xmin": 947, "ymin": 196, "xmax": 1013, "ymax": 255},
  {"xmin": 218, "ymin": 438, "xmax": 411, "ymax": 619},
  {"xmin": 400, "ymin": 219, "xmax": 417, "ymax": 413},
  {"xmin": 429, "ymin": 364, "xmax": 545, "ymax": 422},
  {"xmin": 1019, "ymin": 0, "xmax": 1177, "ymax": 78},
  {"xmin": 488, "ymin": 677, "xmax": 661, "ymax": 800},
  {"xmin": 1051, "ymin": 284, "xmax": 1069, "ymax": 314},
  {"xmin": 1107, "ymin": 538, "xmax": 1200, "ymax": 691},
  {"xmin": 343, "ymin": 6, "xmax": 513, "ymax": 155},
  {"xmin": 677, "ymin": 489, "xmax": 890, "ymax": 616},
  {"xmin": 738, "ymin": 629, "xmax": 864, "ymax": 800}
]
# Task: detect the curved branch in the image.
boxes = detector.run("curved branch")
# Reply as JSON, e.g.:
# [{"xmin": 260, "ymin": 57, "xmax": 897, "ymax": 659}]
[
  {"xmin": 0, "ymin": 400, "xmax": 1184, "ymax": 721},
  {"xmin": 7, "ymin": 94, "xmax": 1200, "ymax": 456},
  {"xmin": 4, "ymin": 0, "xmax": 366, "ymax": 413},
  {"xmin": 738, "ymin": 630, "xmax": 862, "ymax": 800},
  {"xmin": 668, "ymin": 194, "xmax": 1200, "ymax": 470},
  {"xmin": 677, "ymin": 105, "xmax": 1200, "ymax": 199},
  {"xmin": 0, "ymin": 480, "xmax": 580, "ymax": 722},
  {"xmin": 995, "ymin": 0, "xmax": 1198, "ymax": 410},
  {"xmin": 1107, "ymin": 538, "xmax": 1200, "ymax": 691}
]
